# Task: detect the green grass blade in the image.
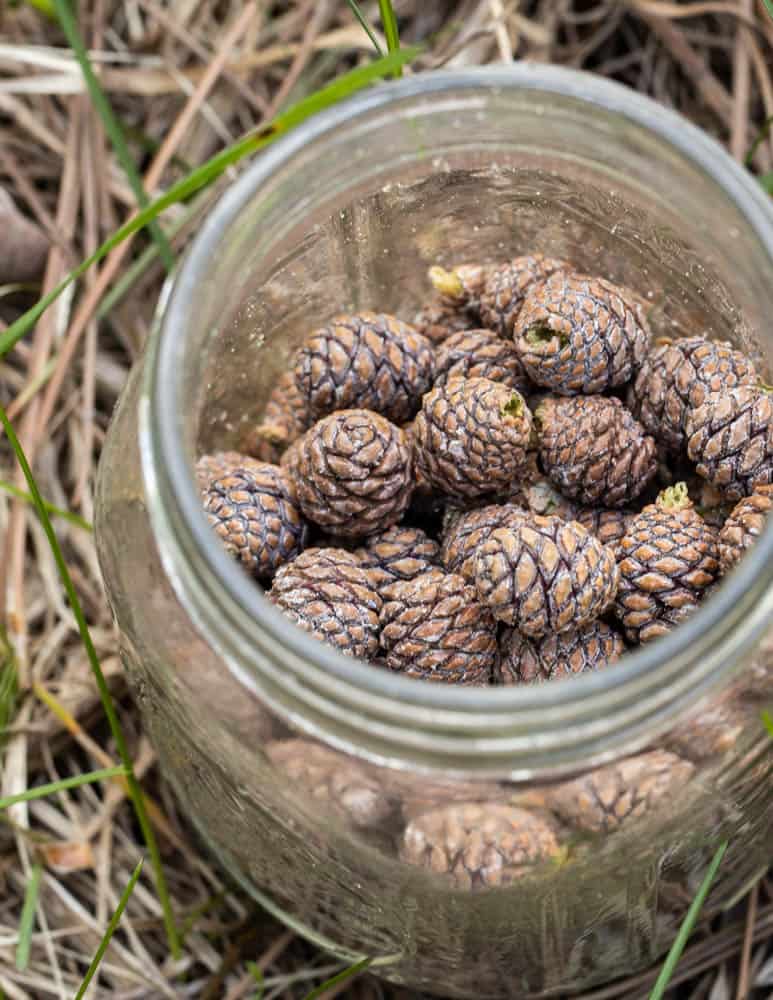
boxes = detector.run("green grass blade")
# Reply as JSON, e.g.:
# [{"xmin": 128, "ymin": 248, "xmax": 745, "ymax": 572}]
[
  {"xmin": 0, "ymin": 765, "xmax": 127, "ymax": 811},
  {"xmin": 763, "ymin": 708, "xmax": 773, "ymax": 736},
  {"xmin": 0, "ymin": 479, "xmax": 92, "ymax": 531},
  {"xmin": 302, "ymin": 958, "xmax": 372, "ymax": 1000},
  {"xmin": 764, "ymin": 0, "xmax": 773, "ymax": 20},
  {"xmin": 16, "ymin": 863, "xmax": 42, "ymax": 970},
  {"xmin": 0, "ymin": 626, "xmax": 17, "ymax": 750},
  {"xmin": 247, "ymin": 961, "xmax": 265, "ymax": 1000},
  {"xmin": 378, "ymin": 0, "xmax": 401, "ymax": 74},
  {"xmin": 74, "ymin": 858, "xmax": 143, "ymax": 1000},
  {"xmin": 0, "ymin": 403, "xmax": 181, "ymax": 958},
  {"xmin": 346, "ymin": 0, "xmax": 384, "ymax": 55},
  {"xmin": 0, "ymin": 45, "xmax": 417, "ymax": 361},
  {"xmin": 648, "ymin": 841, "xmax": 728, "ymax": 1000},
  {"xmin": 53, "ymin": 0, "xmax": 175, "ymax": 271},
  {"xmin": 760, "ymin": 172, "xmax": 773, "ymax": 194},
  {"xmin": 23, "ymin": 0, "xmax": 56, "ymax": 18}
]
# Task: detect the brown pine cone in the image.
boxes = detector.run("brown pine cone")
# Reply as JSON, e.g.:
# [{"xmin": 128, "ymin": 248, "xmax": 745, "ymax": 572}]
[
  {"xmin": 514, "ymin": 273, "xmax": 649, "ymax": 394},
  {"xmin": 428, "ymin": 263, "xmax": 488, "ymax": 311},
  {"xmin": 627, "ymin": 336, "xmax": 758, "ymax": 452},
  {"xmin": 413, "ymin": 377, "xmax": 533, "ymax": 499},
  {"xmin": 537, "ymin": 395, "xmax": 657, "ymax": 507},
  {"xmin": 478, "ymin": 254, "xmax": 568, "ymax": 337},
  {"xmin": 498, "ymin": 621, "xmax": 626, "ymax": 684},
  {"xmin": 685, "ymin": 387, "xmax": 773, "ymax": 501},
  {"xmin": 269, "ymin": 547, "xmax": 381, "ymax": 659},
  {"xmin": 474, "ymin": 516, "xmax": 620, "ymax": 635},
  {"xmin": 412, "ymin": 302, "xmax": 478, "ymax": 345},
  {"xmin": 434, "ymin": 329, "xmax": 531, "ymax": 394},
  {"xmin": 195, "ymin": 451, "xmax": 265, "ymax": 493},
  {"xmin": 379, "ymin": 571, "xmax": 498, "ymax": 684},
  {"xmin": 574, "ymin": 507, "xmax": 632, "ymax": 559},
  {"xmin": 614, "ymin": 484, "xmax": 719, "ymax": 644},
  {"xmin": 355, "ymin": 526, "xmax": 440, "ymax": 589},
  {"xmin": 400, "ymin": 803, "xmax": 560, "ymax": 889},
  {"xmin": 440, "ymin": 503, "xmax": 526, "ymax": 585},
  {"xmin": 718, "ymin": 485, "xmax": 773, "ymax": 575},
  {"xmin": 203, "ymin": 465, "xmax": 308, "ymax": 581},
  {"xmin": 292, "ymin": 312, "xmax": 435, "ymax": 425},
  {"xmin": 291, "ymin": 409, "xmax": 413, "ymax": 538},
  {"xmin": 247, "ymin": 371, "xmax": 312, "ymax": 461},
  {"xmin": 546, "ymin": 751, "xmax": 694, "ymax": 834}
]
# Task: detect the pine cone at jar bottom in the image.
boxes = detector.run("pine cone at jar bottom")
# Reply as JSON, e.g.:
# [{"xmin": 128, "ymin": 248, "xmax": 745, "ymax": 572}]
[
  {"xmin": 440, "ymin": 503, "xmax": 527, "ymax": 585},
  {"xmin": 247, "ymin": 370, "xmax": 311, "ymax": 462},
  {"xmin": 537, "ymin": 395, "xmax": 657, "ymax": 507},
  {"xmin": 428, "ymin": 263, "xmax": 488, "ymax": 311},
  {"xmin": 384, "ymin": 772, "xmax": 509, "ymax": 822},
  {"xmin": 498, "ymin": 621, "xmax": 626, "ymax": 684},
  {"xmin": 614, "ymin": 484, "xmax": 719, "ymax": 644},
  {"xmin": 434, "ymin": 329, "xmax": 532, "ymax": 395},
  {"xmin": 202, "ymin": 465, "xmax": 308, "ymax": 581},
  {"xmin": 269, "ymin": 547, "xmax": 381, "ymax": 660},
  {"xmin": 292, "ymin": 312, "xmax": 435, "ymax": 425},
  {"xmin": 379, "ymin": 571, "xmax": 498, "ymax": 684},
  {"xmin": 514, "ymin": 272, "xmax": 649, "ymax": 394},
  {"xmin": 413, "ymin": 377, "xmax": 533, "ymax": 499},
  {"xmin": 266, "ymin": 739, "xmax": 399, "ymax": 830},
  {"xmin": 195, "ymin": 451, "xmax": 265, "ymax": 493},
  {"xmin": 718, "ymin": 486, "xmax": 773, "ymax": 574},
  {"xmin": 412, "ymin": 302, "xmax": 478, "ymax": 345},
  {"xmin": 661, "ymin": 694, "xmax": 749, "ymax": 762},
  {"xmin": 400, "ymin": 803, "xmax": 561, "ymax": 889},
  {"xmin": 546, "ymin": 751, "xmax": 695, "ymax": 834},
  {"xmin": 627, "ymin": 336, "xmax": 758, "ymax": 453},
  {"xmin": 478, "ymin": 254, "xmax": 568, "ymax": 338},
  {"xmin": 574, "ymin": 507, "xmax": 632, "ymax": 559},
  {"xmin": 685, "ymin": 387, "xmax": 773, "ymax": 501},
  {"xmin": 291, "ymin": 409, "xmax": 413, "ymax": 538},
  {"xmin": 355, "ymin": 526, "xmax": 440, "ymax": 589},
  {"xmin": 475, "ymin": 516, "xmax": 620, "ymax": 635}
]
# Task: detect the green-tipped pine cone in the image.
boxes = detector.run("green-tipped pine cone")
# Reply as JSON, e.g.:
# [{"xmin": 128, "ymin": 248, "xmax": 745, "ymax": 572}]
[
  {"xmin": 355, "ymin": 526, "xmax": 440, "ymax": 589},
  {"xmin": 474, "ymin": 515, "xmax": 620, "ymax": 635},
  {"xmin": 478, "ymin": 254, "xmax": 568, "ymax": 337},
  {"xmin": 718, "ymin": 485, "xmax": 773, "ymax": 574},
  {"xmin": 434, "ymin": 329, "xmax": 532, "ymax": 394},
  {"xmin": 537, "ymin": 395, "xmax": 657, "ymax": 507},
  {"xmin": 498, "ymin": 621, "xmax": 626, "ymax": 684},
  {"xmin": 412, "ymin": 302, "xmax": 478, "ymax": 345},
  {"xmin": 627, "ymin": 335, "xmax": 758, "ymax": 452},
  {"xmin": 514, "ymin": 273, "xmax": 649, "ymax": 394},
  {"xmin": 428, "ymin": 263, "xmax": 488, "ymax": 311},
  {"xmin": 414, "ymin": 377, "xmax": 533, "ymax": 499},
  {"xmin": 440, "ymin": 503, "xmax": 527, "ymax": 585}
]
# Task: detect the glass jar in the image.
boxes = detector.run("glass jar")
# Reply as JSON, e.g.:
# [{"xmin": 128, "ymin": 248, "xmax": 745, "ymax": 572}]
[{"xmin": 95, "ymin": 66, "xmax": 773, "ymax": 997}]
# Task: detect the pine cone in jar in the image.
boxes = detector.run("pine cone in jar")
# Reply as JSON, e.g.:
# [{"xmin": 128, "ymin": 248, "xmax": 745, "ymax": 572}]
[
  {"xmin": 478, "ymin": 254, "xmax": 569, "ymax": 337},
  {"xmin": 413, "ymin": 378, "xmax": 533, "ymax": 499},
  {"xmin": 536, "ymin": 395, "xmax": 657, "ymax": 507},
  {"xmin": 498, "ymin": 621, "xmax": 626, "ymax": 684},
  {"xmin": 614, "ymin": 484, "xmax": 719, "ymax": 644},
  {"xmin": 202, "ymin": 465, "xmax": 308, "ymax": 581},
  {"xmin": 379, "ymin": 570, "xmax": 498, "ymax": 684},
  {"xmin": 291, "ymin": 409, "xmax": 413, "ymax": 538},
  {"xmin": 412, "ymin": 302, "xmax": 478, "ymax": 345},
  {"xmin": 195, "ymin": 451, "xmax": 266, "ymax": 493},
  {"xmin": 685, "ymin": 386, "xmax": 773, "ymax": 501},
  {"xmin": 440, "ymin": 503, "xmax": 527, "ymax": 585},
  {"xmin": 513, "ymin": 273, "xmax": 649, "ymax": 394},
  {"xmin": 545, "ymin": 751, "xmax": 694, "ymax": 834},
  {"xmin": 400, "ymin": 803, "xmax": 561, "ymax": 889},
  {"xmin": 355, "ymin": 526, "xmax": 440, "ymax": 589},
  {"xmin": 627, "ymin": 336, "xmax": 758, "ymax": 452},
  {"xmin": 247, "ymin": 371, "xmax": 312, "ymax": 462},
  {"xmin": 266, "ymin": 739, "xmax": 399, "ymax": 829},
  {"xmin": 574, "ymin": 507, "xmax": 633, "ymax": 560},
  {"xmin": 292, "ymin": 312, "xmax": 435, "ymax": 425},
  {"xmin": 269, "ymin": 547, "xmax": 381, "ymax": 659},
  {"xmin": 433, "ymin": 329, "xmax": 532, "ymax": 394},
  {"xmin": 661, "ymin": 692, "xmax": 749, "ymax": 762},
  {"xmin": 474, "ymin": 515, "xmax": 619, "ymax": 635},
  {"xmin": 718, "ymin": 485, "xmax": 773, "ymax": 574},
  {"xmin": 427, "ymin": 263, "xmax": 488, "ymax": 312}
]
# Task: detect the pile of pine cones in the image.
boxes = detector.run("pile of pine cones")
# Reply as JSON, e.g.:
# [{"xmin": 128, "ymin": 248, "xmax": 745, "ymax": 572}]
[{"xmin": 198, "ymin": 255, "xmax": 773, "ymax": 687}]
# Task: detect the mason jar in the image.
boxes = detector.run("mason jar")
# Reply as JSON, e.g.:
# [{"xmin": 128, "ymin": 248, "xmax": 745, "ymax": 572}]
[{"xmin": 95, "ymin": 66, "xmax": 773, "ymax": 997}]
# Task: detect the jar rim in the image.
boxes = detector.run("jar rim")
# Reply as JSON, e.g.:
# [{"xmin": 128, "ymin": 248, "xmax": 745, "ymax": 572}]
[{"xmin": 141, "ymin": 65, "xmax": 773, "ymax": 769}]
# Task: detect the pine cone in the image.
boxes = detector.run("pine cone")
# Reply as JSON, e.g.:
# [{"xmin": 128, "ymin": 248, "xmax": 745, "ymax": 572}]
[
  {"xmin": 269, "ymin": 547, "xmax": 381, "ymax": 659},
  {"xmin": 685, "ymin": 387, "xmax": 773, "ymax": 501},
  {"xmin": 247, "ymin": 371, "xmax": 311, "ymax": 461},
  {"xmin": 414, "ymin": 377, "xmax": 533, "ymax": 499},
  {"xmin": 412, "ymin": 302, "xmax": 478, "ymax": 345},
  {"xmin": 514, "ymin": 273, "xmax": 649, "ymax": 394},
  {"xmin": 614, "ymin": 484, "xmax": 719, "ymax": 644},
  {"xmin": 291, "ymin": 409, "xmax": 413, "ymax": 538},
  {"xmin": 537, "ymin": 395, "xmax": 657, "ymax": 507},
  {"xmin": 355, "ymin": 526, "xmax": 440, "ymax": 589},
  {"xmin": 574, "ymin": 507, "xmax": 632, "ymax": 559},
  {"xmin": 203, "ymin": 465, "xmax": 308, "ymax": 581},
  {"xmin": 718, "ymin": 485, "xmax": 773, "ymax": 575},
  {"xmin": 546, "ymin": 751, "xmax": 694, "ymax": 834},
  {"xmin": 434, "ymin": 329, "xmax": 531, "ymax": 394},
  {"xmin": 292, "ymin": 312, "xmax": 435, "ymax": 425},
  {"xmin": 440, "ymin": 503, "xmax": 526, "ymax": 585},
  {"xmin": 379, "ymin": 570, "xmax": 498, "ymax": 684},
  {"xmin": 428, "ymin": 263, "xmax": 488, "ymax": 311},
  {"xmin": 478, "ymin": 254, "xmax": 568, "ymax": 337},
  {"xmin": 195, "ymin": 451, "xmax": 265, "ymax": 493},
  {"xmin": 627, "ymin": 336, "xmax": 758, "ymax": 452},
  {"xmin": 400, "ymin": 803, "xmax": 560, "ymax": 889},
  {"xmin": 498, "ymin": 621, "xmax": 626, "ymax": 684},
  {"xmin": 474, "ymin": 515, "xmax": 619, "ymax": 634}
]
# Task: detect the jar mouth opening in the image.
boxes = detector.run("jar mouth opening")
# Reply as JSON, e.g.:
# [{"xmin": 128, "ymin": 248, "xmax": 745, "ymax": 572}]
[{"xmin": 143, "ymin": 65, "xmax": 773, "ymax": 720}]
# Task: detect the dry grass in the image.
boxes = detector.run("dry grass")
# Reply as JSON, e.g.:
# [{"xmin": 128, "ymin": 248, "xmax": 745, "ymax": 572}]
[{"xmin": 1, "ymin": 1, "xmax": 772, "ymax": 997}]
